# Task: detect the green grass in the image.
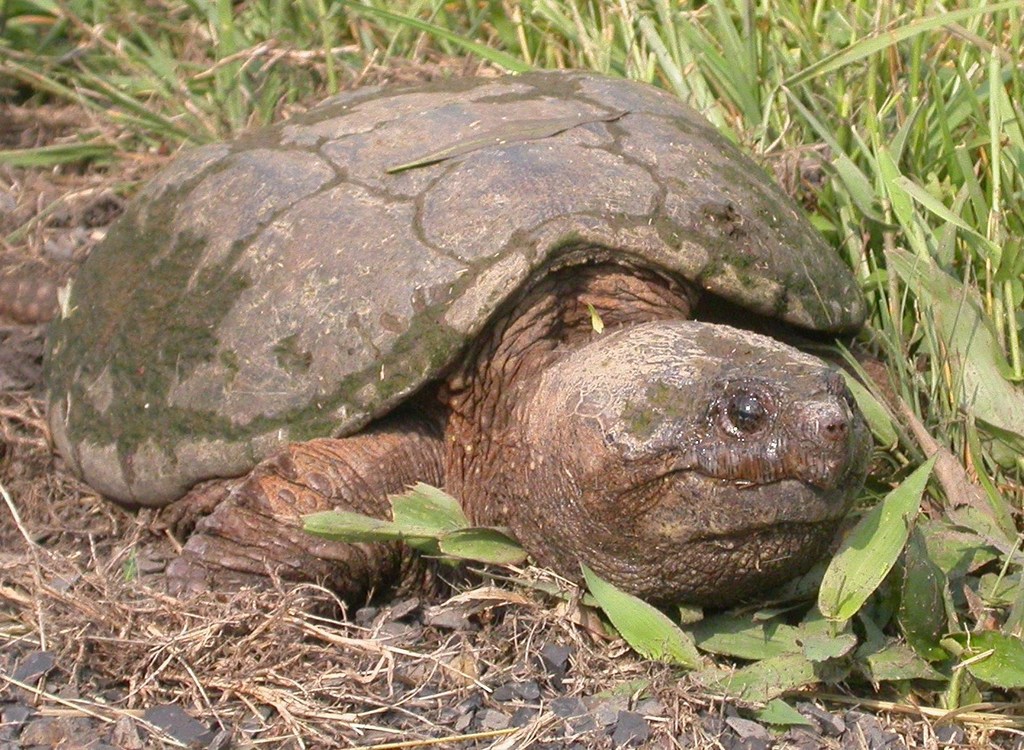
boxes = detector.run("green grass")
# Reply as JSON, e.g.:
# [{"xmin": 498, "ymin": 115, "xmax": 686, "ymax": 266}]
[{"xmin": 4, "ymin": 0, "xmax": 1024, "ymax": 725}]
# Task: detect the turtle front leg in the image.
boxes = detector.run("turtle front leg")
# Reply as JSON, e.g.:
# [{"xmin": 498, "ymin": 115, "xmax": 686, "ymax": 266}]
[{"xmin": 165, "ymin": 411, "xmax": 444, "ymax": 600}]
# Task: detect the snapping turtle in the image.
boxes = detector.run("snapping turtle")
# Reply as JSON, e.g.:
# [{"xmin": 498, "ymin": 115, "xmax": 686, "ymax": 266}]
[{"xmin": 45, "ymin": 71, "xmax": 870, "ymax": 606}]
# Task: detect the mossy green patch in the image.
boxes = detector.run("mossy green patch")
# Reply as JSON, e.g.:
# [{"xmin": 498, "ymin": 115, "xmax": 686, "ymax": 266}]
[
  {"xmin": 48, "ymin": 193, "xmax": 255, "ymax": 461},
  {"xmin": 220, "ymin": 350, "xmax": 240, "ymax": 382},
  {"xmin": 273, "ymin": 333, "xmax": 313, "ymax": 374},
  {"xmin": 621, "ymin": 382, "xmax": 691, "ymax": 439}
]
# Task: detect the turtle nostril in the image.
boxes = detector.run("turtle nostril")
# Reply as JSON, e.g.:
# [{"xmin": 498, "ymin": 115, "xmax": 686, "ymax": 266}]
[
  {"xmin": 807, "ymin": 399, "xmax": 851, "ymax": 445},
  {"xmin": 823, "ymin": 416, "xmax": 848, "ymax": 440}
]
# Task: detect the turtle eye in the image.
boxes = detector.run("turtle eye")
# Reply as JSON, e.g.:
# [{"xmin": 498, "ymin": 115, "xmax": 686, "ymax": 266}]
[{"xmin": 725, "ymin": 391, "xmax": 769, "ymax": 435}]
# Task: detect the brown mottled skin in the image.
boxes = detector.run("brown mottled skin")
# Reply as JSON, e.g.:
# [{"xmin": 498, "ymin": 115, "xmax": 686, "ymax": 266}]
[{"xmin": 170, "ymin": 264, "xmax": 869, "ymax": 605}]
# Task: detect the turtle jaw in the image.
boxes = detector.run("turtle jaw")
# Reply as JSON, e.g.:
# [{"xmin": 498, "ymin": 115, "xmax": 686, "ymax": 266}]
[
  {"xmin": 629, "ymin": 518, "xmax": 840, "ymax": 606},
  {"xmin": 649, "ymin": 474, "xmax": 859, "ymax": 539}
]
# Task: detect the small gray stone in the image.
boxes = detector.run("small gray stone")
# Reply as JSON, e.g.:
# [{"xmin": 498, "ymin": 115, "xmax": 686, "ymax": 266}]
[
  {"xmin": 591, "ymin": 697, "xmax": 629, "ymax": 727},
  {"xmin": 514, "ymin": 680, "xmax": 541, "ymax": 701},
  {"xmin": 700, "ymin": 713, "xmax": 726, "ymax": 737},
  {"xmin": 780, "ymin": 726, "xmax": 826, "ymax": 750},
  {"xmin": 635, "ymin": 697, "xmax": 665, "ymax": 717},
  {"xmin": 12, "ymin": 651, "xmax": 55, "ymax": 683},
  {"xmin": 539, "ymin": 643, "xmax": 572, "ymax": 690},
  {"xmin": 143, "ymin": 703, "xmax": 214, "ymax": 746},
  {"xmin": 354, "ymin": 606, "xmax": 378, "ymax": 625},
  {"xmin": 1, "ymin": 704, "xmax": 32, "ymax": 725},
  {"xmin": 511, "ymin": 707, "xmax": 538, "ymax": 727},
  {"xmin": 376, "ymin": 621, "xmax": 420, "ymax": 641},
  {"xmin": 797, "ymin": 701, "xmax": 846, "ymax": 736},
  {"xmin": 842, "ymin": 711, "xmax": 906, "ymax": 750},
  {"xmin": 491, "ymin": 684, "xmax": 516, "ymax": 702},
  {"xmin": 550, "ymin": 696, "xmax": 587, "ymax": 718},
  {"xmin": 0, "ymin": 704, "xmax": 32, "ymax": 740},
  {"xmin": 455, "ymin": 692, "xmax": 482, "ymax": 730},
  {"xmin": 207, "ymin": 728, "xmax": 235, "ymax": 750},
  {"xmin": 111, "ymin": 714, "xmax": 144, "ymax": 750},
  {"xmin": 726, "ymin": 716, "xmax": 771, "ymax": 741},
  {"xmin": 611, "ymin": 710, "xmax": 650, "ymax": 748},
  {"xmin": 386, "ymin": 597, "xmax": 420, "ymax": 621},
  {"xmin": 722, "ymin": 737, "xmax": 771, "ymax": 750},
  {"xmin": 567, "ymin": 713, "xmax": 598, "ymax": 734},
  {"xmin": 19, "ymin": 716, "xmax": 92, "ymax": 747},
  {"xmin": 935, "ymin": 724, "xmax": 965, "ymax": 745},
  {"xmin": 458, "ymin": 693, "xmax": 483, "ymax": 713},
  {"xmin": 135, "ymin": 552, "xmax": 168, "ymax": 575},
  {"xmin": 424, "ymin": 605, "xmax": 474, "ymax": 631},
  {"xmin": 540, "ymin": 643, "xmax": 572, "ymax": 669},
  {"xmin": 477, "ymin": 709, "xmax": 511, "ymax": 730}
]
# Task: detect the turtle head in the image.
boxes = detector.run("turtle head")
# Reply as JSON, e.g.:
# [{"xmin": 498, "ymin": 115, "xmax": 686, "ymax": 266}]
[{"xmin": 507, "ymin": 319, "xmax": 870, "ymax": 606}]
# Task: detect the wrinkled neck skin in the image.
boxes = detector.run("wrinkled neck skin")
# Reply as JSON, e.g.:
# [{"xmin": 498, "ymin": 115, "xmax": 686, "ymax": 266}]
[
  {"xmin": 442, "ymin": 261, "xmax": 869, "ymax": 607},
  {"xmin": 443, "ymin": 262, "xmax": 696, "ymax": 526}
]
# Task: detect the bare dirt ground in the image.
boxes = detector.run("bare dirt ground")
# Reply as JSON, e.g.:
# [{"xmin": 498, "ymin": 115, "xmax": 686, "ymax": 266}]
[{"xmin": 0, "ymin": 87, "xmax": 1019, "ymax": 749}]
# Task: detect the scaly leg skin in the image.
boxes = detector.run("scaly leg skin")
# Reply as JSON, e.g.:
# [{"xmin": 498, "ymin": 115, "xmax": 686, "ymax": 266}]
[{"xmin": 165, "ymin": 410, "xmax": 444, "ymax": 600}]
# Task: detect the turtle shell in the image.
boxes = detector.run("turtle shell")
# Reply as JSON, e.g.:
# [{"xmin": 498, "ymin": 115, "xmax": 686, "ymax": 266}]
[{"xmin": 45, "ymin": 70, "xmax": 865, "ymax": 505}]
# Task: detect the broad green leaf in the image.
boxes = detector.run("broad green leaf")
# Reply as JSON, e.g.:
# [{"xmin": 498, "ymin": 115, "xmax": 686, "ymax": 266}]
[
  {"xmin": 752, "ymin": 699, "xmax": 813, "ymax": 727},
  {"xmin": 919, "ymin": 517, "xmax": 999, "ymax": 577},
  {"xmin": 876, "ymin": 145, "xmax": 929, "ymax": 258},
  {"xmin": 899, "ymin": 529, "xmax": 950, "ymax": 661},
  {"xmin": 819, "ymin": 456, "xmax": 936, "ymax": 621},
  {"xmin": 948, "ymin": 505, "xmax": 1021, "ymax": 560},
  {"xmin": 976, "ymin": 572, "xmax": 1021, "ymax": 608},
  {"xmin": 697, "ymin": 653, "xmax": 822, "ymax": 703},
  {"xmin": 581, "ymin": 565, "xmax": 701, "ymax": 668},
  {"xmin": 800, "ymin": 632, "xmax": 857, "ymax": 662},
  {"xmin": 691, "ymin": 614, "xmax": 802, "ymax": 660},
  {"xmin": 1004, "ymin": 570, "xmax": 1024, "ymax": 636},
  {"xmin": 303, "ymin": 510, "xmax": 408, "ymax": 543},
  {"xmin": 390, "ymin": 483, "xmax": 470, "ymax": 535},
  {"xmin": 949, "ymin": 632, "xmax": 1024, "ymax": 689},
  {"xmin": 857, "ymin": 640, "xmax": 946, "ymax": 683},
  {"xmin": 438, "ymin": 528, "xmax": 527, "ymax": 565}
]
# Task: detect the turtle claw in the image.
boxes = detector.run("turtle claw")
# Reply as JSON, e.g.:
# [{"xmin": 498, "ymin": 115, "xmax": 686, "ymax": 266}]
[
  {"xmin": 155, "ymin": 478, "xmax": 237, "ymax": 537},
  {"xmin": 165, "ymin": 536, "xmax": 275, "ymax": 596}
]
